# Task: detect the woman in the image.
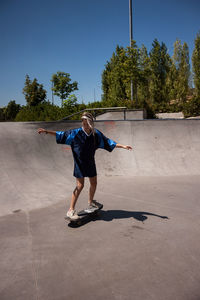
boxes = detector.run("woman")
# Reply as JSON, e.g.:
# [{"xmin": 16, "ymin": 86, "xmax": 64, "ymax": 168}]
[{"xmin": 38, "ymin": 112, "xmax": 132, "ymax": 219}]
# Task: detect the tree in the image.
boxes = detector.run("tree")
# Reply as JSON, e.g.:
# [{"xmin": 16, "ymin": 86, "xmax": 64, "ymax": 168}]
[
  {"xmin": 124, "ymin": 41, "xmax": 140, "ymax": 105},
  {"xmin": 0, "ymin": 107, "xmax": 5, "ymax": 121},
  {"xmin": 102, "ymin": 43, "xmax": 139, "ymax": 106},
  {"xmin": 138, "ymin": 44, "xmax": 151, "ymax": 103},
  {"xmin": 63, "ymin": 94, "xmax": 78, "ymax": 107},
  {"xmin": 101, "ymin": 37, "xmax": 194, "ymax": 114},
  {"xmin": 62, "ymin": 94, "xmax": 78, "ymax": 116},
  {"xmin": 51, "ymin": 72, "xmax": 78, "ymax": 107},
  {"xmin": 112, "ymin": 46, "xmax": 128, "ymax": 101},
  {"xmin": 23, "ymin": 75, "xmax": 47, "ymax": 106},
  {"xmin": 165, "ymin": 60, "xmax": 178, "ymax": 103},
  {"xmin": 149, "ymin": 39, "xmax": 171, "ymax": 110},
  {"xmin": 192, "ymin": 32, "xmax": 200, "ymax": 97},
  {"xmin": 15, "ymin": 102, "xmax": 62, "ymax": 122},
  {"xmin": 4, "ymin": 100, "xmax": 21, "ymax": 121},
  {"xmin": 102, "ymin": 46, "xmax": 128, "ymax": 105},
  {"xmin": 102, "ymin": 62, "xmax": 111, "ymax": 102},
  {"xmin": 173, "ymin": 39, "xmax": 190, "ymax": 103}
]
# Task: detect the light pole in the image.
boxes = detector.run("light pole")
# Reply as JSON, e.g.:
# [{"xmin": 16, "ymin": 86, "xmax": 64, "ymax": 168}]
[
  {"xmin": 51, "ymin": 80, "xmax": 54, "ymax": 105},
  {"xmin": 129, "ymin": 0, "xmax": 134, "ymax": 103},
  {"xmin": 129, "ymin": 0, "xmax": 133, "ymax": 43}
]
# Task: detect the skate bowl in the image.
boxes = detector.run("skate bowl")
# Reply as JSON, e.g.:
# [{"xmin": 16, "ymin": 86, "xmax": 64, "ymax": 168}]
[
  {"xmin": 1, "ymin": 119, "xmax": 200, "ymax": 215},
  {"xmin": 1, "ymin": 119, "xmax": 200, "ymax": 300}
]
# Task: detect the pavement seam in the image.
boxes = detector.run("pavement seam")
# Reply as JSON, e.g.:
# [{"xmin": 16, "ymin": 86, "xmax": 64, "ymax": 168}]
[{"xmin": 25, "ymin": 211, "xmax": 40, "ymax": 300}]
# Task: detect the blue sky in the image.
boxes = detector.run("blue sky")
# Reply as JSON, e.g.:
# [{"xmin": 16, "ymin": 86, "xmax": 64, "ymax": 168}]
[{"xmin": 0, "ymin": 0, "xmax": 200, "ymax": 107}]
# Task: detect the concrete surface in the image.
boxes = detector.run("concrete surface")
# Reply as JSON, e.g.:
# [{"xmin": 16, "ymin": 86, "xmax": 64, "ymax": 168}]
[
  {"xmin": 0, "ymin": 120, "xmax": 200, "ymax": 300},
  {"xmin": 96, "ymin": 110, "xmax": 145, "ymax": 120},
  {"xmin": 156, "ymin": 112, "xmax": 184, "ymax": 119}
]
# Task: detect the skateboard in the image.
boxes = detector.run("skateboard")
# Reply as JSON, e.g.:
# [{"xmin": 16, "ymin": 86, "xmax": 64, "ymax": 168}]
[{"xmin": 65, "ymin": 203, "xmax": 103, "ymax": 227}]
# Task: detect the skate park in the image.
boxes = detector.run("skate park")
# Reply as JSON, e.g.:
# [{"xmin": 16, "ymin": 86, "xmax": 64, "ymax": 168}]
[{"xmin": 1, "ymin": 117, "xmax": 200, "ymax": 300}]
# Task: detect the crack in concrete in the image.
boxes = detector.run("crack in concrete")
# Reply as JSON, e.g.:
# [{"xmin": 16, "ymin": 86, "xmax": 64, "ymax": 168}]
[{"xmin": 25, "ymin": 211, "xmax": 39, "ymax": 300}]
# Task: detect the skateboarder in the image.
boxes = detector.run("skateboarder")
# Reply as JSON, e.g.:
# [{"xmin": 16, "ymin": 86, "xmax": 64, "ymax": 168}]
[{"xmin": 38, "ymin": 112, "xmax": 132, "ymax": 220}]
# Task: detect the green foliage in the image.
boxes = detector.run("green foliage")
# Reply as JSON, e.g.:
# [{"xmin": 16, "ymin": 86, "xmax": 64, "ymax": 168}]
[
  {"xmin": 102, "ymin": 44, "xmax": 140, "ymax": 103},
  {"xmin": 183, "ymin": 96, "xmax": 200, "ymax": 118},
  {"xmin": 0, "ymin": 107, "xmax": 6, "ymax": 121},
  {"xmin": 101, "ymin": 36, "xmax": 197, "ymax": 116},
  {"xmin": 4, "ymin": 100, "xmax": 21, "ymax": 121},
  {"xmin": 51, "ymin": 72, "xmax": 78, "ymax": 107},
  {"xmin": 23, "ymin": 75, "xmax": 47, "ymax": 106},
  {"xmin": 123, "ymin": 41, "xmax": 140, "ymax": 102},
  {"xmin": 61, "ymin": 94, "xmax": 78, "ymax": 119},
  {"xmin": 172, "ymin": 40, "xmax": 190, "ymax": 102},
  {"xmin": 165, "ymin": 62, "xmax": 178, "ymax": 101},
  {"xmin": 102, "ymin": 39, "xmax": 172, "ymax": 113},
  {"xmin": 0, "ymin": 101, "xmax": 21, "ymax": 121},
  {"xmin": 138, "ymin": 44, "xmax": 151, "ymax": 102},
  {"xmin": 3, "ymin": 34, "xmax": 200, "ymax": 121},
  {"xmin": 63, "ymin": 94, "xmax": 77, "ymax": 110},
  {"xmin": 14, "ymin": 101, "xmax": 87, "ymax": 122},
  {"xmin": 102, "ymin": 46, "xmax": 129, "ymax": 103},
  {"xmin": 15, "ymin": 103, "xmax": 62, "ymax": 121},
  {"xmin": 192, "ymin": 32, "xmax": 200, "ymax": 97},
  {"xmin": 149, "ymin": 39, "xmax": 171, "ymax": 105}
]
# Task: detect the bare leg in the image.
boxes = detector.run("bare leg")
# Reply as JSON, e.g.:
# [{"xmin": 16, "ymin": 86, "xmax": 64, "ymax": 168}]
[
  {"xmin": 88, "ymin": 176, "xmax": 97, "ymax": 205},
  {"xmin": 69, "ymin": 177, "xmax": 84, "ymax": 211}
]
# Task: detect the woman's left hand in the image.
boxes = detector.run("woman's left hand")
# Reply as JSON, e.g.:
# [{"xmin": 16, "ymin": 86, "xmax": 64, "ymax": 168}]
[{"xmin": 124, "ymin": 145, "xmax": 132, "ymax": 150}]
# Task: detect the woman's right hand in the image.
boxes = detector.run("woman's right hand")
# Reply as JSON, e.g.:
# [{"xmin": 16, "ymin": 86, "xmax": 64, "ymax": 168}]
[{"xmin": 37, "ymin": 128, "xmax": 46, "ymax": 134}]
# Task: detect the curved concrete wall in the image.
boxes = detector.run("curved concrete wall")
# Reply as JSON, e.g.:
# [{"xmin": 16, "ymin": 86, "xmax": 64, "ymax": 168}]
[
  {"xmin": 95, "ymin": 119, "xmax": 200, "ymax": 176},
  {"xmin": 1, "ymin": 120, "xmax": 200, "ymax": 215}
]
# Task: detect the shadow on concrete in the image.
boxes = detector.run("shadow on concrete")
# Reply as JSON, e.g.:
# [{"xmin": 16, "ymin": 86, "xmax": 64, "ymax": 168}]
[
  {"xmin": 67, "ymin": 210, "xmax": 169, "ymax": 227},
  {"xmin": 100, "ymin": 210, "xmax": 169, "ymax": 223}
]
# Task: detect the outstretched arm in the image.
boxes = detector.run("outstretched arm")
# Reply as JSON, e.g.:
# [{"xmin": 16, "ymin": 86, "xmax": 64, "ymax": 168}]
[
  {"xmin": 37, "ymin": 128, "xmax": 56, "ymax": 136},
  {"xmin": 116, "ymin": 143, "xmax": 132, "ymax": 150}
]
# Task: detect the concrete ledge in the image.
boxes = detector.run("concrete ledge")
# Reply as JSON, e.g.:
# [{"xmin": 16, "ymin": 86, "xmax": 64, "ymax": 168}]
[
  {"xmin": 156, "ymin": 112, "xmax": 184, "ymax": 119},
  {"xmin": 96, "ymin": 109, "xmax": 146, "ymax": 120}
]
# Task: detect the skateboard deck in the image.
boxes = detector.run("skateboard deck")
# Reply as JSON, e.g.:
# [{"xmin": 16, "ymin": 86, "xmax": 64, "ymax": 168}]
[{"xmin": 65, "ymin": 203, "xmax": 103, "ymax": 227}]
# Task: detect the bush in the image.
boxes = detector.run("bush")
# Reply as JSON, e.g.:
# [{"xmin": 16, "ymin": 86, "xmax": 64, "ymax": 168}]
[
  {"xmin": 15, "ymin": 103, "xmax": 62, "ymax": 121},
  {"xmin": 4, "ymin": 100, "xmax": 21, "ymax": 121},
  {"xmin": 15, "ymin": 102, "xmax": 88, "ymax": 122},
  {"xmin": 0, "ymin": 107, "xmax": 6, "ymax": 121},
  {"xmin": 183, "ymin": 96, "xmax": 200, "ymax": 118}
]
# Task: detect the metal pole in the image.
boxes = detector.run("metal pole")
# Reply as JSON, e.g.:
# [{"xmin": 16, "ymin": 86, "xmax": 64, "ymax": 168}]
[
  {"xmin": 129, "ymin": 0, "xmax": 134, "ymax": 104},
  {"xmin": 52, "ymin": 80, "xmax": 54, "ymax": 105},
  {"xmin": 129, "ymin": 0, "xmax": 133, "ymax": 44}
]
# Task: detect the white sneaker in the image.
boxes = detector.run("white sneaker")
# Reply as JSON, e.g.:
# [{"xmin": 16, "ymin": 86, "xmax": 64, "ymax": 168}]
[
  {"xmin": 92, "ymin": 200, "xmax": 102, "ymax": 208},
  {"xmin": 66, "ymin": 209, "xmax": 79, "ymax": 220},
  {"xmin": 85, "ymin": 201, "xmax": 101, "ymax": 213}
]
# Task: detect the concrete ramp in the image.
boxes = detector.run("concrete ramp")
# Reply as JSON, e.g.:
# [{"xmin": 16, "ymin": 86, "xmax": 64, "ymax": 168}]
[
  {"xmin": 95, "ymin": 119, "xmax": 200, "ymax": 176},
  {"xmin": 0, "ymin": 122, "xmax": 75, "ymax": 216},
  {"xmin": 1, "ymin": 120, "xmax": 200, "ymax": 216},
  {"xmin": 1, "ymin": 120, "xmax": 200, "ymax": 300}
]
